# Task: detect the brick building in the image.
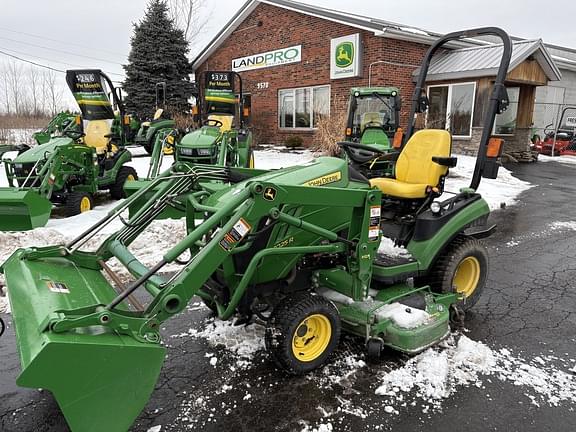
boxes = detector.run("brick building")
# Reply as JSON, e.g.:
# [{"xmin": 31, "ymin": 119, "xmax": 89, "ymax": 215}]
[{"xmin": 192, "ymin": 0, "xmax": 561, "ymax": 155}]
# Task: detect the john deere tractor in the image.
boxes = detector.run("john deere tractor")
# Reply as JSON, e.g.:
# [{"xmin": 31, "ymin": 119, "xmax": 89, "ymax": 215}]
[
  {"xmin": 1, "ymin": 27, "xmax": 510, "ymax": 432},
  {"xmin": 342, "ymin": 86, "xmax": 402, "ymax": 178},
  {"xmin": 174, "ymin": 70, "xmax": 254, "ymax": 168},
  {"xmin": 0, "ymin": 69, "xmax": 138, "ymax": 230}
]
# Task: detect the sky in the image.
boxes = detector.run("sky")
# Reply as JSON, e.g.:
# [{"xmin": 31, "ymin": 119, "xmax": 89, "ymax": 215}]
[{"xmin": 1, "ymin": 0, "xmax": 575, "ymax": 105}]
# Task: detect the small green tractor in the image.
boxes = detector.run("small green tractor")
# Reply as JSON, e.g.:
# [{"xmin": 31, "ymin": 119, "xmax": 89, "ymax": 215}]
[
  {"xmin": 1, "ymin": 27, "xmax": 510, "ymax": 432},
  {"xmin": 341, "ymin": 86, "xmax": 402, "ymax": 178},
  {"xmin": 0, "ymin": 69, "xmax": 138, "ymax": 230}
]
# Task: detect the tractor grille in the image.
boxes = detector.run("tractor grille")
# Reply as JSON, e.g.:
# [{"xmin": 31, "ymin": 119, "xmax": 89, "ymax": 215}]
[{"xmin": 13, "ymin": 162, "xmax": 41, "ymax": 187}]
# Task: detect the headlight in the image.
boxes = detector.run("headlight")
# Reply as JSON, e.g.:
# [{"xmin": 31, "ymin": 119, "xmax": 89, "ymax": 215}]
[
  {"xmin": 14, "ymin": 163, "xmax": 22, "ymax": 169},
  {"xmin": 197, "ymin": 148, "xmax": 212, "ymax": 156},
  {"xmin": 430, "ymin": 202, "xmax": 442, "ymax": 214},
  {"xmin": 179, "ymin": 147, "xmax": 194, "ymax": 156}
]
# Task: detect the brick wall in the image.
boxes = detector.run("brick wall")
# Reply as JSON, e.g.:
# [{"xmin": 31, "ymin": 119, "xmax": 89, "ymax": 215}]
[{"xmin": 196, "ymin": 3, "xmax": 430, "ymax": 146}]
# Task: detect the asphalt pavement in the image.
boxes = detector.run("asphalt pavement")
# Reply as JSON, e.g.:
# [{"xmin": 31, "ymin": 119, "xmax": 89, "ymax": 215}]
[{"xmin": 1, "ymin": 159, "xmax": 575, "ymax": 432}]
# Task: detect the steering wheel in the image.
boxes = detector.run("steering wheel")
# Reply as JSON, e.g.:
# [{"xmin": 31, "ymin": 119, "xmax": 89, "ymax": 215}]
[
  {"xmin": 64, "ymin": 129, "xmax": 85, "ymax": 141},
  {"xmin": 543, "ymin": 123, "xmax": 556, "ymax": 137},
  {"xmin": 337, "ymin": 141, "xmax": 388, "ymax": 164},
  {"xmin": 203, "ymin": 119, "xmax": 223, "ymax": 128}
]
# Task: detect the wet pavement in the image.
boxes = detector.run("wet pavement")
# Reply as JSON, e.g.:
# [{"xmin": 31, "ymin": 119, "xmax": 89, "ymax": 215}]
[{"xmin": 1, "ymin": 159, "xmax": 575, "ymax": 432}]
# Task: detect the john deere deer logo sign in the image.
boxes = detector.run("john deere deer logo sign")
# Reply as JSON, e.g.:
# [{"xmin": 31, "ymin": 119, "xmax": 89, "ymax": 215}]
[
  {"xmin": 330, "ymin": 34, "xmax": 362, "ymax": 79},
  {"xmin": 335, "ymin": 42, "xmax": 354, "ymax": 68}
]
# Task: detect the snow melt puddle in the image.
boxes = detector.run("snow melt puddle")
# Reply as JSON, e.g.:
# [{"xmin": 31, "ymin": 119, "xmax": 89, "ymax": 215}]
[{"xmin": 503, "ymin": 220, "xmax": 576, "ymax": 249}]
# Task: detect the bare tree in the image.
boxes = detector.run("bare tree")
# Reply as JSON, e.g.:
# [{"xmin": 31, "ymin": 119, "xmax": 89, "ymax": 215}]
[
  {"xmin": 0, "ymin": 64, "xmax": 11, "ymax": 114},
  {"xmin": 168, "ymin": 0, "xmax": 211, "ymax": 42},
  {"xmin": 43, "ymin": 70, "xmax": 63, "ymax": 116},
  {"xmin": 28, "ymin": 66, "xmax": 42, "ymax": 117},
  {"xmin": 5, "ymin": 61, "xmax": 24, "ymax": 115}
]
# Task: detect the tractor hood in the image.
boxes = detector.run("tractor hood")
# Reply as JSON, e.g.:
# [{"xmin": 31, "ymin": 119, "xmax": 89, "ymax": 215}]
[
  {"xmin": 205, "ymin": 157, "xmax": 358, "ymax": 206},
  {"xmin": 179, "ymin": 127, "xmax": 220, "ymax": 148},
  {"xmin": 13, "ymin": 137, "xmax": 74, "ymax": 164}
]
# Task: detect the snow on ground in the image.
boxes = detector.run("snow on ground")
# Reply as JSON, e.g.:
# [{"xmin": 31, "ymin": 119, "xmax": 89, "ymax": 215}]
[
  {"xmin": 539, "ymin": 154, "xmax": 576, "ymax": 165},
  {"xmin": 167, "ymin": 314, "xmax": 576, "ymax": 431},
  {"xmin": 0, "ymin": 128, "xmax": 37, "ymax": 145},
  {"xmin": 444, "ymin": 154, "xmax": 533, "ymax": 210}
]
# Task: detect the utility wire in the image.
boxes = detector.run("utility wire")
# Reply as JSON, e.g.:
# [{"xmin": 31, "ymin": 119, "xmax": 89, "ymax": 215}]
[
  {"xmin": 0, "ymin": 47, "xmax": 125, "ymax": 81},
  {"xmin": 0, "ymin": 26, "xmax": 127, "ymax": 57},
  {"xmin": 0, "ymin": 35, "xmax": 125, "ymax": 66}
]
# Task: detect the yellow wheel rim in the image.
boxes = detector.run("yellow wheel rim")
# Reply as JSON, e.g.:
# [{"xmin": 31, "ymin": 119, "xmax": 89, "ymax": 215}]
[
  {"xmin": 126, "ymin": 174, "xmax": 135, "ymax": 181},
  {"xmin": 453, "ymin": 256, "xmax": 481, "ymax": 297},
  {"xmin": 291, "ymin": 314, "xmax": 332, "ymax": 362},
  {"xmin": 80, "ymin": 196, "xmax": 91, "ymax": 213},
  {"xmin": 249, "ymin": 153, "xmax": 255, "ymax": 168}
]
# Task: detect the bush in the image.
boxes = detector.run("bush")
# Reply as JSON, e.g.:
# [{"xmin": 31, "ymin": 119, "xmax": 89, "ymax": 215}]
[
  {"xmin": 284, "ymin": 135, "xmax": 303, "ymax": 148},
  {"xmin": 310, "ymin": 111, "xmax": 347, "ymax": 156}
]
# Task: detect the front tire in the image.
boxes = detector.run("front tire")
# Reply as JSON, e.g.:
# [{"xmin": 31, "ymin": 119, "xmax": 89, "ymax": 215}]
[
  {"xmin": 265, "ymin": 293, "xmax": 341, "ymax": 374},
  {"xmin": 110, "ymin": 166, "xmax": 138, "ymax": 200},
  {"xmin": 430, "ymin": 237, "xmax": 488, "ymax": 311},
  {"xmin": 65, "ymin": 191, "xmax": 93, "ymax": 217}
]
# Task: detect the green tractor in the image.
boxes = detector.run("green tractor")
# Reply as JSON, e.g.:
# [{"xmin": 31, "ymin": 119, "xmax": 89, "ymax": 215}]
[
  {"xmin": 0, "ymin": 69, "xmax": 138, "ymax": 231},
  {"xmin": 342, "ymin": 86, "xmax": 402, "ymax": 178},
  {"xmin": 1, "ymin": 27, "xmax": 510, "ymax": 432},
  {"xmin": 174, "ymin": 70, "xmax": 254, "ymax": 168},
  {"xmin": 32, "ymin": 111, "xmax": 79, "ymax": 145}
]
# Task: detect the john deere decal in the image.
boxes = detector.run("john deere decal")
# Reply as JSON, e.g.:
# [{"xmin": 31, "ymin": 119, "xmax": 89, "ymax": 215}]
[
  {"xmin": 335, "ymin": 42, "xmax": 354, "ymax": 68},
  {"xmin": 304, "ymin": 172, "xmax": 342, "ymax": 187}
]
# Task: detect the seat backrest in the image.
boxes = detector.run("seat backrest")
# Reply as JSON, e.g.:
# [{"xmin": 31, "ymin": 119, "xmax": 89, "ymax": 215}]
[
  {"xmin": 396, "ymin": 129, "xmax": 452, "ymax": 186},
  {"xmin": 207, "ymin": 114, "xmax": 234, "ymax": 132},
  {"xmin": 360, "ymin": 112, "xmax": 382, "ymax": 132},
  {"xmin": 83, "ymin": 119, "xmax": 112, "ymax": 154}
]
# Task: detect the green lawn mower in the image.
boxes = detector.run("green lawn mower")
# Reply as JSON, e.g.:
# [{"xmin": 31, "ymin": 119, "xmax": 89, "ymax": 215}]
[
  {"xmin": 0, "ymin": 69, "xmax": 138, "ymax": 231},
  {"xmin": 0, "ymin": 27, "xmax": 510, "ymax": 432}
]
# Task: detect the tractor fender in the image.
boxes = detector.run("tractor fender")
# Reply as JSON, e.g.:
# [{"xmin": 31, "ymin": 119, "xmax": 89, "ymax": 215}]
[{"xmin": 407, "ymin": 197, "xmax": 490, "ymax": 272}]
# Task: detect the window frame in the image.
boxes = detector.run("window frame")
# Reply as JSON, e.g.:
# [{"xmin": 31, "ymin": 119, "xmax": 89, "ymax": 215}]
[
  {"xmin": 278, "ymin": 84, "xmax": 331, "ymax": 130},
  {"xmin": 426, "ymin": 81, "xmax": 477, "ymax": 139},
  {"xmin": 493, "ymin": 86, "xmax": 520, "ymax": 136}
]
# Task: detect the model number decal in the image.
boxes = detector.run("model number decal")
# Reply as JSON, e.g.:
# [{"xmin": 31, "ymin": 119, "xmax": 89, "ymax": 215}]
[
  {"xmin": 303, "ymin": 171, "xmax": 342, "ymax": 187},
  {"xmin": 219, "ymin": 218, "xmax": 252, "ymax": 251}
]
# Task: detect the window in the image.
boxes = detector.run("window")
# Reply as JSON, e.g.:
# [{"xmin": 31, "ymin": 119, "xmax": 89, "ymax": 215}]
[
  {"xmin": 427, "ymin": 82, "xmax": 476, "ymax": 137},
  {"xmin": 279, "ymin": 85, "xmax": 330, "ymax": 129},
  {"xmin": 494, "ymin": 87, "xmax": 519, "ymax": 135}
]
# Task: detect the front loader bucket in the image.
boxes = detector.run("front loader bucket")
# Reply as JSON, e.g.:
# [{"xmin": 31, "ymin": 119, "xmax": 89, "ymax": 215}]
[
  {"xmin": 2, "ymin": 249, "xmax": 166, "ymax": 432},
  {"xmin": 0, "ymin": 188, "xmax": 52, "ymax": 231}
]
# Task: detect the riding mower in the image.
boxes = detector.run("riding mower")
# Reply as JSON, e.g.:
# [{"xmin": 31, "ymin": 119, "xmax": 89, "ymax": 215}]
[
  {"xmin": 0, "ymin": 69, "xmax": 137, "ymax": 231},
  {"xmin": 342, "ymin": 86, "xmax": 402, "ymax": 177},
  {"xmin": 534, "ymin": 106, "xmax": 576, "ymax": 156},
  {"xmin": 0, "ymin": 27, "xmax": 509, "ymax": 432}
]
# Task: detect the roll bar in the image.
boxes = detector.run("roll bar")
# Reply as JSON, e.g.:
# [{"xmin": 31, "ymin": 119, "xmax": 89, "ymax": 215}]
[{"xmin": 406, "ymin": 27, "xmax": 512, "ymax": 190}]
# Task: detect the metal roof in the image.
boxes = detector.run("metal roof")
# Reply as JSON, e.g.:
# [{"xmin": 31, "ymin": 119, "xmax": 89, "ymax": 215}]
[
  {"xmin": 191, "ymin": 0, "xmax": 570, "ymax": 76},
  {"xmin": 416, "ymin": 39, "xmax": 562, "ymax": 82}
]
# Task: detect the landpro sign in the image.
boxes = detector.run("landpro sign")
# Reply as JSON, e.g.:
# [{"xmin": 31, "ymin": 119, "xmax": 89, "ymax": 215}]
[
  {"xmin": 330, "ymin": 34, "xmax": 362, "ymax": 79},
  {"xmin": 232, "ymin": 45, "xmax": 302, "ymax": 72}
]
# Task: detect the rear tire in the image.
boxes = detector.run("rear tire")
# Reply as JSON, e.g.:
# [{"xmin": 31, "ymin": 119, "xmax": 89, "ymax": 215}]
[
  {"xmin": 265, "ymin": 293, "xmax": 341, "ymax": 374},
  {"xmin": 110, "ymin": 166, "xmax": 138, "ymax": 200},
  {"xmin": 429, "ymin": 237, "xmax": 488, "ymax": 311},
  {"xmin": 65, "ymin": 191, "xmax": 93, "ymax": 217}
]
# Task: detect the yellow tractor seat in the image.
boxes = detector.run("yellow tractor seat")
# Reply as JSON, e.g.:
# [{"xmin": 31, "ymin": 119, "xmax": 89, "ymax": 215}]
[
  {"xmin": 360, "ymin": 112, "xmax": 383, "ymax": 132},
  {"xmin": 369, "ymin": 129, "xmax": 452, "ymax": 199},
  {"xmin": 84, "ymin": 120, "xmax": 112, "ymax": 155},
  {"xmin": 207, "ymin": 114, "xmax": 234, "ymax": 132}
]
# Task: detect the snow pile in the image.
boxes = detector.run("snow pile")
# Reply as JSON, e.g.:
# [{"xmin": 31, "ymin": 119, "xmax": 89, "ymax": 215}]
[
  {"xmin": 503, "ymin": 220, "xmax": 576, "ymax": 249},
  {"xmin": 375, "ymin": 302, "xmax": 431, "ymax": 329},
  {"xmin": 539, "ymin": 154, "xmax": 576, "ymax": 165},
  {"xmin": 375, "ymin": 335, "xmax": 576, "ymax": 409},
  {"xmin": 445, "ymin": 154, "xmax": 533, "ymax": 210},
  {"xmin": 174, "ymin": 317, "xmax": 265, "ymax": 367},
  {"xmin": 549, "ymin": 220, "xmax": 576, "ymax": 232},
  {"xmin": 254, "ymin": 147, "xmax": 314, "ymax": 169},
  {"xmin": 146, "ymin": 426, "xmax": 162, "ymax": 432},
  {"xmin": 377, "ymin": 237, "xmax": 411, "ymax": 258},
  {"xmin": 301, "ymin": 423, "xmax": 333, "ymax": 432}
]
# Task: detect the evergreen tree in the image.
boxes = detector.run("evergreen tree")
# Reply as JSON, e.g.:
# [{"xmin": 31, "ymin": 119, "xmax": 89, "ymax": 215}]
[{"xmin": 123, "ymin": 0, "xmax": 194, "ymax": 120}]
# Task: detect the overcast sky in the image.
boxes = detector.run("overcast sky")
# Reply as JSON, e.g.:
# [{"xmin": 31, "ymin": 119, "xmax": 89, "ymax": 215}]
[{"xmin": 1, "ymin": 0, "xmax": 574, "ymax": 101}]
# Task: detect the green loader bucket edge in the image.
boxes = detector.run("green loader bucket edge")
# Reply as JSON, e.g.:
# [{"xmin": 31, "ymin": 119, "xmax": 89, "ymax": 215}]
[
  {"xmin": 2, "ymin": 248, "xmax": 166, "ymax": 432},
  {"xmin": 0, "ymin": 188, "xmax": 52, "ymax": 231}
]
